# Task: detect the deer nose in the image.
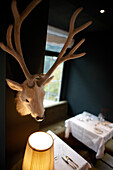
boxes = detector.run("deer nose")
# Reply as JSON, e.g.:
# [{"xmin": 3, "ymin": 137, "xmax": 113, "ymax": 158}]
[{"xmin": 35, "ymin": 115, "xmax": 45, "ymax": 122}]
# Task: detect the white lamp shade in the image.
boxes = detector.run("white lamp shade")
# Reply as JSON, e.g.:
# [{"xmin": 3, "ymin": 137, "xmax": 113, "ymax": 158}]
[{"xmin": 22, "ymin": 131, "xmax": 54, "ymax": 170}]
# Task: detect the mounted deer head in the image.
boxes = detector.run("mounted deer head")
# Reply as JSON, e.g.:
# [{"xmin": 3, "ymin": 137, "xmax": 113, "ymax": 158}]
[{"xmin": 0, "ymin": 0, "xmax": 92, "ymax": 122}]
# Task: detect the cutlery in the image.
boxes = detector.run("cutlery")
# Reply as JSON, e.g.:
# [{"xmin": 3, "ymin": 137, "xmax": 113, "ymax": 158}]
[
  {"xmin": 102, "ymin": 122, "xmax": 113, "ymax": 129},
  {"xmin": 66, "ymin": 156, "xmax": 79, "ymax": 168},
  {"xmin": 62, "ymin": 157, "xmax": 77, "ymax": 169},
  {"xmin": 95, "ymin": 124, "xmax": 108, "ymax": 133}
]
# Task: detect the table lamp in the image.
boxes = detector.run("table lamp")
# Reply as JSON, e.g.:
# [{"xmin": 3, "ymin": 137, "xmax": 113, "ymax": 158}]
[{"xmin": 22, "ymin": 131, "xmax": 54, "ymax": 170}]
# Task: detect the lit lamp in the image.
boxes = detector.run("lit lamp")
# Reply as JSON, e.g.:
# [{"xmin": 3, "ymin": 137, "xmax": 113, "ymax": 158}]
[{"xmin": 22, "ymin": 131, "xmax": 54, "ymax": 170}]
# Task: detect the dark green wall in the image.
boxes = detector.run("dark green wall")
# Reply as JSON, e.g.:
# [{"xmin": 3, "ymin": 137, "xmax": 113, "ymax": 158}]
[
  {"xmin": 61, "ymin": 32, "xmax": 113, "ymax": 122},
  {"xmin": 0, "ymin": 42, "xmax": 6, "ymax": 170},
  {"xmin": 0, "ymin": 1, "xmax": 6, "ymax": 169}
]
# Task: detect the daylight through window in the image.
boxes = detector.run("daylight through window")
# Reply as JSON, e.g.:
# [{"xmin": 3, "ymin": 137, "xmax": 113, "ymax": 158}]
[
  {"xmin": 43, "ymin": 25, "xmax": 74, "ymax": 107},
  {"xmin": 43, "ymin": 45, "xmax": 64, "ymax": 107}
]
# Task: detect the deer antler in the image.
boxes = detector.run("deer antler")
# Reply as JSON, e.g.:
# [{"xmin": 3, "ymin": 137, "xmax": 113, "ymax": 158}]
[
  {"xmin": 0, "ymin": 2, "xmax": 92, "ymax": 88},
  {"xmin": 0, "ymin": 0, "xmax": 42, "ymax": 86},
  {"xmin": 38, "ymin": 7, "xmax": 92, "ymax": 86}
]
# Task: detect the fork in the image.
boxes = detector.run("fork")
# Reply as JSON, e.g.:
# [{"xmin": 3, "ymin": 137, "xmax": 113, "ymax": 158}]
[{"xmin": 66, "ymin": 156, "xmax": 79, "ymax": 168}]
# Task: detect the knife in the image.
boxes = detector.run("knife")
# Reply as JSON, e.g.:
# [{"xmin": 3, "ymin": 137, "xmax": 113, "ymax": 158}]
[
  {"xmin": 62, "ymin": 157, "xmax": 76, "ymax": 169},
  {"xmin": 66, "ymin": 156, "xmax": 79, "ymax": 168}
]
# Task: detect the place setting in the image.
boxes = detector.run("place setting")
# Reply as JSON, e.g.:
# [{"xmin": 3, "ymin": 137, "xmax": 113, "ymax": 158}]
[
  {"xmin": 54, "ymin": 154, "xmax": 79, "ymax": 169},
  {"xmin": 94, "ymin": 113, "xmax": 113, "ymax": 135},
  {"xmin": 75, "ymin": 112, "xmax": 93, "ymax": 122},
  {"xmin": 53, "ymin": 141, "xmax": 79, "ymax": 169}
]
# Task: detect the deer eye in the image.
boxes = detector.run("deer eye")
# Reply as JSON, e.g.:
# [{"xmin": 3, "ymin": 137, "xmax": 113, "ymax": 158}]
[{"xmin": 25, "ymin": 99, "xmax": 29, "ymax": 103}]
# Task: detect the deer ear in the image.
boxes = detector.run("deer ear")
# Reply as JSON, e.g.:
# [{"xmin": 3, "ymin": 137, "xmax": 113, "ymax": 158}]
[
  {"xmin": 6, "ymin": 79, "xmax": 23, "ymax": 91},
  {"xmin": 43, "ymin": 76, "xmax": 54, "ymax": 87}
]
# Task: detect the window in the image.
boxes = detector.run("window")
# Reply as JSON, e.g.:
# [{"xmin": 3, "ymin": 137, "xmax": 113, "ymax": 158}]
[
  {"xmin": 43, "ymin": 45, "xmax": 64, "ymax": 107},
  {"xmin": 43, "ymin": 25, "xmax": 74, "ymax": 107}
]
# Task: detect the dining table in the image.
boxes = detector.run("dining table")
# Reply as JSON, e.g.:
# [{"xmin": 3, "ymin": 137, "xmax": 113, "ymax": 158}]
[
  {"xmin": 65, "ymin": 111, "xmax": 113, "ymax": 159},
  {"xmin": 47, "ymin": 130, "xmax": 91, "ymax": 170},
  {"xmin": 11, "ymin": 130, "xmax": 91, "ymax": 170}
]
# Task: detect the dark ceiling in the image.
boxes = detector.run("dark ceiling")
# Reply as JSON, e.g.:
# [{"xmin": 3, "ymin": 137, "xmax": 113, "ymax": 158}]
[{"xmin": 48, "ymin": 0, "xmax": 113, "ymax": 33}]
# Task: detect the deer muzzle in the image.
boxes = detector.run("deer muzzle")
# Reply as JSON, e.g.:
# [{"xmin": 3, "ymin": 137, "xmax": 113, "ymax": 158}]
[{"xmin": 35, "ymin": 115, "xmax": 45, "ymax": 122}]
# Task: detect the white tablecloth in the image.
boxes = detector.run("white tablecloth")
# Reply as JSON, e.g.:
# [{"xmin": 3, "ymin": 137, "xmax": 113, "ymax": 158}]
[
  {"xmin": 65, "ymin": 111, "xmax": 113, "ymax": 159},
  {"xmin": 47, "ymin": 130, "xmax": 91, "ymax": 170}
]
